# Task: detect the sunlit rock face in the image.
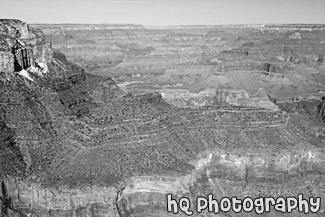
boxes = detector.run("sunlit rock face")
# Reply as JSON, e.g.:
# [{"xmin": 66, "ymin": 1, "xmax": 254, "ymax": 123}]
[
  {"xmin": 1, "ymin": 20, "xmax": 325, "ymax": 217},
  {"xmin": 160, "ymin": 88, "xmax": 279, "ymax": 110}
]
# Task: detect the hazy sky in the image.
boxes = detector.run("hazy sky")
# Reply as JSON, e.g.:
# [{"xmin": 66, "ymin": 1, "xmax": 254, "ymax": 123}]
[{"xmin": 2, "ymin": 0, "xmax": 325, "ymax": 25}]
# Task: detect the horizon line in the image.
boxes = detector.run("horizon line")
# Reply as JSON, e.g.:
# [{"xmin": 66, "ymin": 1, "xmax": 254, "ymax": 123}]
[{"xmin": 29, "ymin": 22, "xmax": 325, "ymax": 26}]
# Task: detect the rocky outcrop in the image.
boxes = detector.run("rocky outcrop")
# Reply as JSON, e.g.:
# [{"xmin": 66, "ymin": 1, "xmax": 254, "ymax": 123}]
[{"xmin": 0, "ymin": 19, "xmax": 52, "ymax": 74}]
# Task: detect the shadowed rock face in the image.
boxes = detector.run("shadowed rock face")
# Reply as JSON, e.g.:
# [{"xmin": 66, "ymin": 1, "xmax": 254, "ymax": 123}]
[
  {"xmin": 274, "ymin": 97, "xmax": 325, "ymax": 123},
  {"xmin": 0, "ymin": 20, "xmax": 325, "ymax": 217}
]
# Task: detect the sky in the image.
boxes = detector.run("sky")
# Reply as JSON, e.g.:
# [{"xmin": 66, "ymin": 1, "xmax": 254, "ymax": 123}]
[{"xmin": 1, "ymin": 0, "xmax": 325, "ymax": 26}]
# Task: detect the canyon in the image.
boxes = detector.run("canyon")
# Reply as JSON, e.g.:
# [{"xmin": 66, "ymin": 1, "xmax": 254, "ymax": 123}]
[
  {"xmin": 32, "ymin": 23, "xmax": 325, "ymax": 117},
  {"xmin": 0, "ymin": 19, "xmax": 325, "ymax": 217}
]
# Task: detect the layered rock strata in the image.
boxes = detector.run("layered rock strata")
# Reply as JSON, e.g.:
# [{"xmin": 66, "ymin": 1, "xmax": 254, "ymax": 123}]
[
  {"xmin": 32, "ymin": 23, "xmax": 325, "ymax": 121},
  {"xmin": 0, "ymin": 20, "xmax": 325, "ymax": 217}
]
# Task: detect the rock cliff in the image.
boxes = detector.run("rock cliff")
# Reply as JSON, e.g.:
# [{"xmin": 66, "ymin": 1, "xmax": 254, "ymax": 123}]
[{"xmin": 0, "ymin": 19, "xmax": 52, "ymax": 75}]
